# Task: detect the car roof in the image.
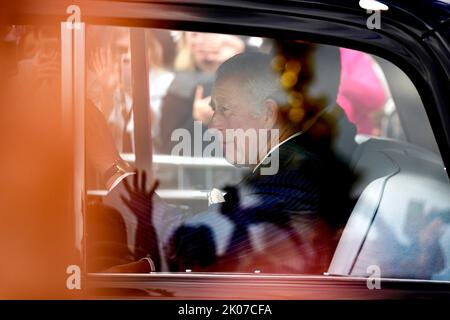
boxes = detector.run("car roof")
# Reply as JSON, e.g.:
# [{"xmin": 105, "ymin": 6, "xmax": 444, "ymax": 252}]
[
  {"xmin": 6, "ymin": 0, "xmax": 448, "ymax": 36},
  {"xmin": 120, "ymin": 0, "xmax": 450, "ymax": 31}
]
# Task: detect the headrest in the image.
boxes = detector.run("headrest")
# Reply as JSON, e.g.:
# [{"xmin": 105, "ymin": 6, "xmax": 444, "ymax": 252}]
[{"xmin": 273, "ymin": 41, "xmax": 341, "ymax": 109}]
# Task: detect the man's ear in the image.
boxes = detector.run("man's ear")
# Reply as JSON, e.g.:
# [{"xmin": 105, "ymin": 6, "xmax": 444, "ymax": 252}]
[{"xmin": 263, "ymin": 99, "xmax": 278, "ymax": 128}]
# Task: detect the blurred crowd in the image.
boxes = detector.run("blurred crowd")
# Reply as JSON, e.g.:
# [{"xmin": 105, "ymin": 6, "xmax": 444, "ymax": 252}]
[
  {"xmin": 1, "ymin": 25, "xmax": 398, "ymax": 159},
  {"xmin": 83, "ymin": 27, "xmax": 396, "ymax": 157}
]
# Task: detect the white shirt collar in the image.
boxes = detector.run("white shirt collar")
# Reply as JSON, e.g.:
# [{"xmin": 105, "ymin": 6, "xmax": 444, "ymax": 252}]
[{"xmin": 252, "ymin": 131, "xmax": 303, "ymax": 173}]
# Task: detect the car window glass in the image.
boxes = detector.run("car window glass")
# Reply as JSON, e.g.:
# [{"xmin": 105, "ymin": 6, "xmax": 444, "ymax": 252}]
[{"xmin": 84, "ymin": 26, "xmax": 450, "ymax": 280}]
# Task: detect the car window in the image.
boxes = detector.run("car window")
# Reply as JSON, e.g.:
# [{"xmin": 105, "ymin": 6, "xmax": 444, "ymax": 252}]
[{"xmin": 84, "ymin": 26, "xmax": 450, "ymax": 280}]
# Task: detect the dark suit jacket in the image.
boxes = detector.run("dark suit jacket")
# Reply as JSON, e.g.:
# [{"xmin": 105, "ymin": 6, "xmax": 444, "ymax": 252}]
[{"xmin": 165, "ymin": 108, "xmax": 357, "ymax": 273}]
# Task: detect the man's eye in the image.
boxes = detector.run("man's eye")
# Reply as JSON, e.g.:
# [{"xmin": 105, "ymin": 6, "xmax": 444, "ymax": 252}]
[
  {"xmin": 219, "ymin": 106, "xmax": 230, "ymax": 113},
  {"xmin": 211, "ymin": 103, "xmax": 231, "ymax": 115}
]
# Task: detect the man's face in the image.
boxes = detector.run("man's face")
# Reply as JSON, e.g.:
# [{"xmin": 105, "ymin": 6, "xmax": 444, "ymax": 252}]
[{"xmin": 209, "ymin": 77, "xmax": 273, "ymax": 165}]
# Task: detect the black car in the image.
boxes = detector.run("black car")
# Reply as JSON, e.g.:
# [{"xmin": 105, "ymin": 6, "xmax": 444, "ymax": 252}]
[{"xmin": 0, "ymin": 0, "xmax": 449, "ymax": 299}]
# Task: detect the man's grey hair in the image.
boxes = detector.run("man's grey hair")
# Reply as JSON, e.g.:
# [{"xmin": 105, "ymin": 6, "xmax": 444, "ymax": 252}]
[{"xmin": 215, "ymin": 52, "xmax": 288, "ymax": 115}]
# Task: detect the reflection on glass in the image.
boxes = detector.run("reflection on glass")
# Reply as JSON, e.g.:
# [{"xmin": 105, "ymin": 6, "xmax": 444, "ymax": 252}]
[{"xmin": 84, "ymin": 27, "xmax": 450, "ymax": 280}]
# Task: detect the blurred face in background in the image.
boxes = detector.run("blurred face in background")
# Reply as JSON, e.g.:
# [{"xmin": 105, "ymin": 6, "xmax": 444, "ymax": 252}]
[{"xmin": 185, "ymin": 32, "xmax": 245, "ymax": 74}]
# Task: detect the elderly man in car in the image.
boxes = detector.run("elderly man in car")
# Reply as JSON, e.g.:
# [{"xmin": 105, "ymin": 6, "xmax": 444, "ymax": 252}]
[{"xmin": 103, "ymin": 42, "xmax": 357, "ymax": 274}]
